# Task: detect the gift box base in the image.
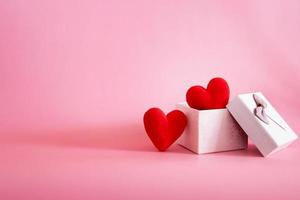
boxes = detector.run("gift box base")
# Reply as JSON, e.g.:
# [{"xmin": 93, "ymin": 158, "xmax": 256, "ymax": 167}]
[{"xmin": 176, "ymin": 103, "xmax": 248, "ymax": 154}]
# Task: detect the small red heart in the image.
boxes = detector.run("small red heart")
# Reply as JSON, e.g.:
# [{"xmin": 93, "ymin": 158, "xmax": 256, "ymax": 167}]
[
  {"xmin": 143, "ymin": 108, "xmax": 187, "ymax": 151},
  {"xmin": 186, "ymin": 77, "xmax": 230, "ymax": 110}
]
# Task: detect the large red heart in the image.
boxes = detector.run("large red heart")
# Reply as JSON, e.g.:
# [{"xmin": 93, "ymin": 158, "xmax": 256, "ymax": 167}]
[
  {"xmin": 143, "ymin": 108, "xmax": 187, "ymax": 151},
  {"xmin": 186, "ymin": 77, "xmax": 230, "ymax": 110}
]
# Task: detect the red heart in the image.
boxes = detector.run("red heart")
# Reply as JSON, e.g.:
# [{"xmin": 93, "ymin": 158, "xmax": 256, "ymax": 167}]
[
  {"xmin": 143, "ymin": 108, "xmax": 187, "ymax": 151},
  {"xmin": 186, "ymin": 77, "xmax": 230, "ymax": 110}
]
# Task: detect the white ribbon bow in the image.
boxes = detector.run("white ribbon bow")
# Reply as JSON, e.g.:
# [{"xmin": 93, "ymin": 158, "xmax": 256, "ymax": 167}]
[{"xmin": 253, "ymin": 94, "xmax": 286, "ymax": 131}]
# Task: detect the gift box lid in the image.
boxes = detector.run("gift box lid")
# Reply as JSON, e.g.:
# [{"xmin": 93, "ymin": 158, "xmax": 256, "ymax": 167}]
[{"xmin": 227, "ymin": 92, "xmax": 298, "ymax": 157}]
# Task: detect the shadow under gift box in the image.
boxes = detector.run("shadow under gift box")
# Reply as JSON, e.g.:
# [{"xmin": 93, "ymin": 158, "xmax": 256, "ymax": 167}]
[{"xmin": 176, "ymin": 102, "xmax": 248, "ymax": 154}]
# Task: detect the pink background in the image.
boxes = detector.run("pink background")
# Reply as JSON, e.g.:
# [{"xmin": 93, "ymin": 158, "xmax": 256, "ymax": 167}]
[{"xmin": 1, "ymin": 0, "xmax": 300, "ymax": 199}]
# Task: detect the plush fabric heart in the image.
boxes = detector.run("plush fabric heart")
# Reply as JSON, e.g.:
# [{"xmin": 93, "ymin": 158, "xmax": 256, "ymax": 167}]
[
  {"xmin": 143, "ymin": 108, "xmax": 187, "ymax": 151},
  {"xmin": 186, "ymin": 77, "xmax": 230, "ymax": 110}
]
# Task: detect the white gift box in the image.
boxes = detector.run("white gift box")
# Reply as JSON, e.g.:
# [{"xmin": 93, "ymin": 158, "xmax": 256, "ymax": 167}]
[
  {"xmin": 227, "ymin": 92, "xmax": 298, "ymax": 157},
  {"xmin": 176, "ymin": 102, "xmax": 248, "ymax": 154}
]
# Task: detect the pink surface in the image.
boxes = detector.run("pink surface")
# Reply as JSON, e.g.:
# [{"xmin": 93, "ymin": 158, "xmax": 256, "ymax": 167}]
[{"xmin": 1, "ymin": 0, "xmax": 300, "ymax": 199}]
